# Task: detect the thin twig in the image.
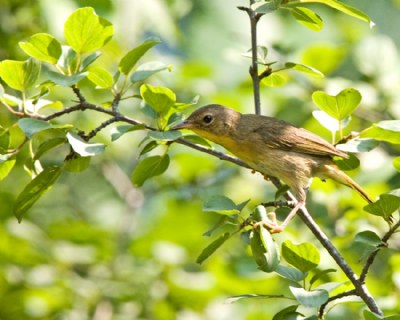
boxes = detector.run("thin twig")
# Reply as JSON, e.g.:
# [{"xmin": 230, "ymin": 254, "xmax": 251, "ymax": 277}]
[
  {"xmin": 359, "ymin": 216, "xmax": 400, "ymax": 284},
  {"xmin": 319, "ymin": 289, "xmax": 357, "ymax": 318}
]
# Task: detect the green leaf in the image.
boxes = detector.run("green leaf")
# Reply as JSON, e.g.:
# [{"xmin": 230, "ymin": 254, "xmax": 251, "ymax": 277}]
[
  {"xmin": 285, "ymin": 62, "xmax": 324, "ymax": 78},
  {"xmin": 0, "ymin": 157, "xmax": 16, "ymax": 180},
  {"xmin": 140, "ymin": 141, "xmax": 159, "ymax": 156},
  {"xmin": 225, "ymin": 294, "xmax": 287, "ymax": 304},
  {"xmin": 87, "ymin": 67, "xmax": 113, "ymax": 88},
  {"xmin": 203, "ymin": 195, "xmax": 240, "ymax": 215},
  {"xmin": 261, "ymin": 72, "xmax": 287, "ymax": 87},
  {"xmin": 147, "ymin": 131, "xmax": 182, "ymax": 141},
  {"xmin": 81, "ymin": 51, "xmax": 101, "ymax": 70},
  {"xmin": 65, "ymin": 155, "xmax": 91, "ymax": 173},
  {"xmin": 272, "ymin": 305, "xmax": 302, "ymax": 320},
  {"xmin": 18, "ymin": 118, "xmax": 52, "ymax": 138},
  {"xmin": 250, "ymin": 227, "xmax": 280, "ymax": 272},
  {"xmin": 282, "ymin": 240, "xmax": 320, "ymax": 272},
  {"xmin": 294, "ymin": 0, "xmax": 374, "ymax": 27},
  {"xmin": 66, "ymin": 132, "xmax": 105, "ymax": 157},
  {"xmin": 47, "ymin": 71, "xmax": 88, "ymax": 86},
  {"xmin": 130, "ymin": 61, "xmax": 170, "ymax": 83},
  {"xmin": 33, "ymin": 137, "xmax": 66, "ymax": 161},
  {"xmin": 252, "ymin": 0, "xmax": 282, "ymax": 13},
  {"xmin": 14, "ymin": 166, "xmax": 63, "ymax": 221},
  {"xmin": 64, "ymin": 7, "xmax": 114, "ymax": 54},
  {"xmin": 180, "ymin": 134, "xmax": 212, "ymax": 148},
  {"xmin": 275, "ymin": 265, "xmax": 307, "ymax": 282},
  {"xmin": 361, "ymin": 125, "xmax": 400, "ymax": 144},
  {"xmin": 393, "ymin": 157, "xmax": 400, "ymax": 172},
  {"xmin": 110, "ymin": 124, "xmax": 146, "ymax": 141},
  {"xmin": 131, "ymin": 155, "xmax": 170, "ymax": 187},
  {"xmin": 119, "ymin": 38, "xmax": 160, "ymax": 75},
  {"xmin": 309, "ymin": 268, "xmax": 337, "ymax": 287},
  {"xmin": 363, "ymin": 310, "xmax": 384, "ymax": 320},
  {"xmin": 333, "ymin": 153, "xmax": 360, "ymax": 171},
  {"xmin": 336, "ymin": 138, "xmax": 379, "ymax": 153},
  {"xmin": 354, "ymin": 231, "xmax": 382, "ymax": 248},
  {"xmin": 140, "ymin": 84, "xmax": 176, "ymax": 114},
  {"xmin": 58, "ymin": 46, "xmax": 78, "ymax": 71},
  {"xmin": 18, "ymin": 118, "xmax": 72, "ymax": 139},
  {"xmin": 290, "ymin": 7, "xmax": 323, "ymax": 32},
  {"xmin": 0, "ymin": 59, "xmax": 40, "ymax": 91},
  {"xmin": 196, "ymin": 232, "xmax": 231, "ymax": 264},
  {"xmin": 289, "ymin": 286, "xmax": 329, "ymax": 308},
  {"xmin": 312, "ymin": 88, "xmax": 361, "ymax": 120},
  {"xmin": 19, "ymin": 33, "xmax": 62, "ymax": 64},
  {"xmin": 364, "ymin": 194, "xmax": 400, "ymax": 220}
]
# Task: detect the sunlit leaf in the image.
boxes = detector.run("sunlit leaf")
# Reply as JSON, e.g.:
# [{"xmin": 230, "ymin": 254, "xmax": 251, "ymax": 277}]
[
  {"xmin": 19, "ymin": 33, "xmax": 62, "ymax": 64},
  {"xmin": 312, "ymin": 88, "xmax": 361, "ymax": 120},
  {"xmin": 64, "ymin": 7, "xmax": 114, "ymax": 54},
  {"xmin": 393, "ymin": 157, "xmax": 400, "ymax": 172},
  {"xmin": 225, "ymin": 294, "xmax": 286, "ymax": 304},
  {"xmin": 0, "ymin": 59, "xmax": 40, "ymax": 91},
  {"xmin": 131, "ymin": 154, "xmax": 170, "ymax": 187},
  {"xmin": 261, "ymin": 72, "xmax": 287, "ymax": 87},
  {"xmin": 289, "ymin": 286, "xmax": 329, "ymax": 308},
  {"xmin": 14, "ymin": 166, "xmax": 63, "ymax": 221},
  {"xmin": 282, "ymin": 240, "xmax": 320, "ymax": 272},
  {"xmin": 180, "ymin": 135, "xmax": 212, "ymax": 148},
  {"xmin": 290, "ymin": 7, "xmax": 323, "ymax": 32},
  {"xmin": 87, "ymin": 67, "xmax": 113, "ymax": 88},
  {"xmin": 301, "ymin": 44, "xmax": 346, "ymax": 74},
  {"xmin": 196, "ymin": 232, "xmax": 231, "ymax": 264},
  {"xmin": 285, "ymin": 62, "xmax": 324, "ymax": 77},
  {"xmin": 140, "ymin": 84, "xmax": 176, "ymax": 114},
  {"xmin": 119, "ymin": 38, "xmax": 160, "ymax": 75},
  {"xmin": 66, "ymin": 132, "xmax": 105, "ymax": 157},
  {"xmin": 361, "ymin": 122, "xmax": 400, "ymax": 144},
  {"xmin": 0, "ymin": 156, "xmax": 16, "ymax": 180}
]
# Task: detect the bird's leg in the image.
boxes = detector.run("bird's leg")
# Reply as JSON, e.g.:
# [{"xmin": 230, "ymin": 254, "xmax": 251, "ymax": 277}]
[{"xmin": 255, "ymin": 200, "xmax": 305, "ymax": 234}]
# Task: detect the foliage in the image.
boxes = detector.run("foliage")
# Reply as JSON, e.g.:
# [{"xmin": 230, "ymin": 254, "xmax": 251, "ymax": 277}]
[{"xmin": 0, "ymin": 1, "xmax": 399, "ymax": 319}]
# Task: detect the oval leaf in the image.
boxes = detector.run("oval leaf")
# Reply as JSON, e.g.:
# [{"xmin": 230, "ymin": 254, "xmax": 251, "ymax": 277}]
[
  {"xmin": 312, "ymin": 88, "xmax": 361, "ymax": 120},
  {"xmin": 261, "ymin": 72, "xmax": 287, "ymax": 87},
  {"xmin": 275, "ymin": 264, "xmax": 307, "ymax": 282},
  {"xmin": 64, "ymin": 7, "xmax": 114, "ymax": 54},
  {"xmin": 131, "ymin": 155, "xmax": 170, "ymax": 187},
  {"xmin": 336, "ymin": 138, "xmax": 379, "ymax": 153},
  {"xmin": 312, "ymin": 110, "xmax": 350, "ymax": 133},
  {"xmin": 66, "ymin": 132, "xmax": 105, "ymax": 157},
  {"xmin": 203, "ymin": 195, "xmax": 240, "ymax": 215},
  {"xmin": 0, "ymin": 59, "xmax": 40, "ymax": 91},
  {"xmin": 119, "ymin": 38, "xmax": 160, "ymax": 75},
  {"xmin": 14, "ymin": 166, "xmax": 63, "ymax": 221},
  {"xmin": 363, "ymin": 194, "xmax": 400, "ymax": 220},
  {"xmin": 131, "ymin": 61, "xmax": 170, "ymax": 83},
  {"xmin": 19, "ymin": 33, "xmax": 62, "ymax": 64},
  {"xmin": 290, "ymin": 7, "xmax": 323, "ymax": 32},
  {"xmin": 47, "ymin": 71, "xmax": 88, "ymax": 86},
  {"xmin": 0, "ymin": 157, "xmax": 16, "ymax": 180},
  {"xmin": 147, "ymin": 130, "xmax": 182, "ymax": 141},
  {"xmin": 18, "ymin": 118, "xmax": 52, "ymax": 138},
  {"xmin": 285, "ymin": 62, "xmax": 324, "ymax": 78},
  {"xmin": 140, "ymin": 84, "xmax": 176, "ymax": 114},
  {"xmin": 196, "ymin": 232, "xmax": 231, "ymax": 264},
  {"xmin": 250, "ymin": 227, "xmax": 280, "ymax": 272},
  {"xmin": 87, "ymin": 67, "xmax": 113, "ymax": 88},
  {"xmin": 289, "ymin": 286, "xmax": 329, "ymax": 308},
  {"xmin": 282, "ymin": 240, "xmax": 320, "ymax": 272}
]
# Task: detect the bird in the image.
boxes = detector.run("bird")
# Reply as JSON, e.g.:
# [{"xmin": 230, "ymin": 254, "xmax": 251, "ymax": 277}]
[{"xmin": 171, "ymin": 104, "xmax": 373, "ymax": 233}]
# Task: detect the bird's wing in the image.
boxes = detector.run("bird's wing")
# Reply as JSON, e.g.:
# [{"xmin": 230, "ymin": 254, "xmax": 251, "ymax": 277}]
[{"xmin": 252, "ymin": 117, "xmax": 349, "ymax": 159}]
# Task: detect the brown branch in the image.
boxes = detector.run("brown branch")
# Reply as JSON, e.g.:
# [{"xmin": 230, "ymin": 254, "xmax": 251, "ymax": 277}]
[{"xmin": 319, "ymin": 289, "xmax": 357, "ymax": 318}]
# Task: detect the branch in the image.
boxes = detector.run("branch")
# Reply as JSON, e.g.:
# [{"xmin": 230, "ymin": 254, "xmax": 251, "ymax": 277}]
[
  {"xmin": 238, "ymin": 4, "xmax": 264, "ymax": 115},
  {"xmin": 359, "ymin": 216, "xmax": 400, "ymax": 284}
]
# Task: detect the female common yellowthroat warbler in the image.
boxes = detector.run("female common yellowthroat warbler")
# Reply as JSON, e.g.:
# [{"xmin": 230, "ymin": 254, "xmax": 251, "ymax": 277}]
[{"xmin": 172, "ymin": 104, "xmax": 373, "ymax": 233}]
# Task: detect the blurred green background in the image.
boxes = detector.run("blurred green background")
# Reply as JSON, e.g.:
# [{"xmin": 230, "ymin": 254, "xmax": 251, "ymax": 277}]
[{"xmin": 0, "ymin": 0, "xmax": 400, "ymax": 319}]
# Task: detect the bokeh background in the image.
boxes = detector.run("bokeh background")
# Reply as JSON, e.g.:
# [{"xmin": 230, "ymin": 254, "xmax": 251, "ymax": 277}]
[{"xmin": 0, "ymin": 0, "xmax": 400, "ymax": 319}]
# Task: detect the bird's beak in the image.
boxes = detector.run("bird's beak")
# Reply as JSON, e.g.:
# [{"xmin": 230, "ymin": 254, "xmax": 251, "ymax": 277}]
[{"xmin": 170, "ymin": 120, "xmax": 191, "ymax": 131}]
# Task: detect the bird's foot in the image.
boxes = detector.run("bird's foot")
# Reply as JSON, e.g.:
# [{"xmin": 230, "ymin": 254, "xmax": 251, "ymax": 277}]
[{"xmin": 253, "ymin": 212, "xmax": 284, "ymax": 234}]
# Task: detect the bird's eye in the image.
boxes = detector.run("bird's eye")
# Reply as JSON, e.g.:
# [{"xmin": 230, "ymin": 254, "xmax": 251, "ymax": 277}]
[{"xmin": 203, "ymin": 114, "xmax": 213, "ymax": 124}]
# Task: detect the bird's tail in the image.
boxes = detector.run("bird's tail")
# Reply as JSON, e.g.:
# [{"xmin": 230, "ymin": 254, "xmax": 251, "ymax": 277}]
[{"xmin": 322, "ymin": 165, "xmax": 373, "ymax": 204}]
